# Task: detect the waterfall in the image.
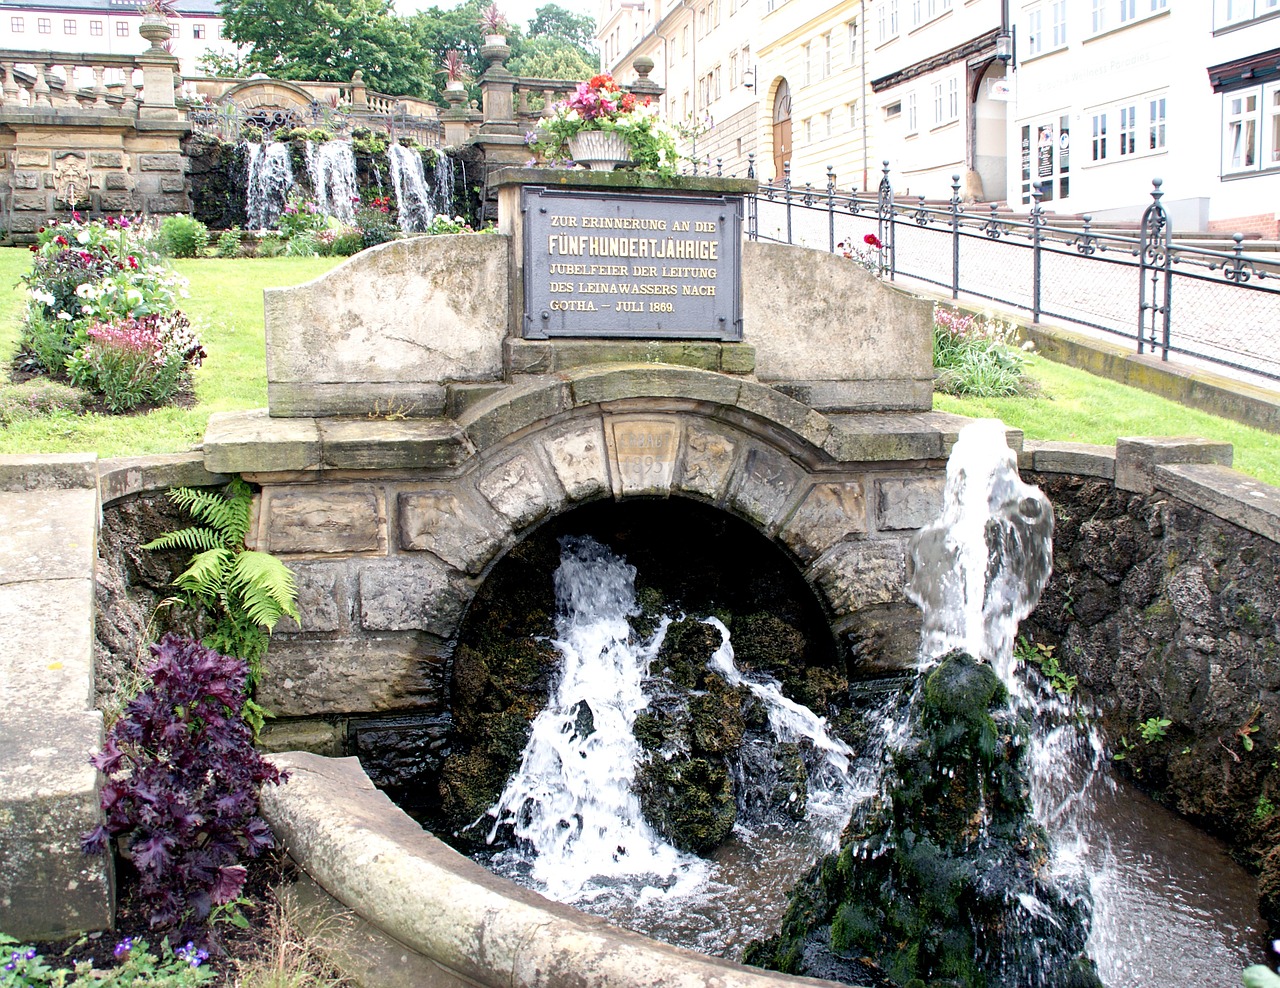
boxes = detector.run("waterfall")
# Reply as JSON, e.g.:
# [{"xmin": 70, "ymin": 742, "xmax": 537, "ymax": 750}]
[
  {"xmin": 304, "ymin": 140, "xmax": 358, "ymax": 224},
  {"xmin": 482, "ymin": 535, "xmax": 856, "ymax": 947},
  {"xmin": 387, "ymin": 142, "xmax": 433, "ymax": 232},
  {"xmin": 244, "ymin": 141, "xmax": 294, "ymax": 230},
  {"xmin": 428, "ymin": 148, "xmax": 456, "ymax": 218}
]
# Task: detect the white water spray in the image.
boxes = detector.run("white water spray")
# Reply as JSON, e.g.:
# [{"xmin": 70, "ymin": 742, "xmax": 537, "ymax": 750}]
[
  {"xmin": 304, "ymin": 140, "xmax": 358, "ymax": 224},
  {"xmin": 244, "ymin": 141, "xmax": 294, "ymax": 230},
  {"xmin": 387, "ymin": 143, "xmax": 434, "ymax": 233},
  {"xmin": 484, "ymin": 536, "xmax": 856, "ymax": 923}
]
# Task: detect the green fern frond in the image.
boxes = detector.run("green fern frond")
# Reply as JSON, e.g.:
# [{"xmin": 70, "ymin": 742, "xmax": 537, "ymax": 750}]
[
  {"xmin": 226, "ymin": 550, "xmax": 299, "ymax": 630},
  {"xmin": 173, "ymin": 547, "xmax": 234, "ymax": 601},
  {"xmin": 166, "ymin": 478, "xmax": 253, "ymax": 545},
  {"xmin": 142, "ymin": 526, "xmax": 226, "ymax": 553}
]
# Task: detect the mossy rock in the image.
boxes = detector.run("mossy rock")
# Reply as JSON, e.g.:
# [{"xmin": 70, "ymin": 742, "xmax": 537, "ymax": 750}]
[
  {"xmin": 655, "ymin": 617, "xmax": 722, "ymax": 689},
  {"xmin": 688, "ymin": 680, "xmax": 748, "ymax": 755},
  {"xmin": 635, "ymin": 754, "xmax": 736, "ymax": 854},
  {"xmin": 733, "ymin": 612, "xmax": 807, "ymax": 673}
]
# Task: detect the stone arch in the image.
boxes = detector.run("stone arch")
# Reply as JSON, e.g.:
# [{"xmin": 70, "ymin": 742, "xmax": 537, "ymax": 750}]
[
  {"xmin": 218, "ymin": 79, "xmax": 317, "ymax": 113},
  {"xmin": 252, "ymin": 366, "xmax": 940, "ymax": 722}
]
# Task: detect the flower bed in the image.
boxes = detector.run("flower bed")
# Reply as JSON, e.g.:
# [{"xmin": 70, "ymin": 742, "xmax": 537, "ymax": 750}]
[{"xmin": 16, "ymin": 214, "xmax": 204, "ymax": 413}]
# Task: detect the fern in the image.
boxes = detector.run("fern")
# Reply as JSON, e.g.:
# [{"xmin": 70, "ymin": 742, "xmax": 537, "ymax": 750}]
[{"xmin": 146, "ymin": 478, "xmax": 299, "ymax": 699}]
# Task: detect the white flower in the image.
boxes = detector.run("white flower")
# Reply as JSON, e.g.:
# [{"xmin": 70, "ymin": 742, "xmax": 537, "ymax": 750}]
[
  {"xmin": 76, "ymin": 230, "xmax": 91, "ymax": 245},
  {"xmin": 57, "ymin": 311, "xmax": 73, "ymax": 321}
]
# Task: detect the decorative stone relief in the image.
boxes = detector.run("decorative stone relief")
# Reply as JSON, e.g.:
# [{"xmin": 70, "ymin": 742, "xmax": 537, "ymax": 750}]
[
  {"xmin": 809, "ymin": 538, "xmax": 908, "ymax": 615},
  {"xmin": 274, "ymin": 561, "xmax": 347, "ymax": 633},
  {"xmin": 778, "ymin": 481, "xmax": 868, "ymax": 563},
  {"xmin": 397, "ymin": 490, "xmax": 506, "ymax": 575},
  {"xmin": 53, "ymin": 153, "xmax": 90, "ymax": 209},
  {"xmin": 263, "ymin": 489, "xmax": 385, "ymax": 555},
  {"xmin": 730, "ymin": 447, "xmax": 803, "ymax": 527},
  {"xmin": 608, "ymin": 416, "xmax": 680, "ymax": 497},
  {"xmin": 875, "ymin": 476, "xmax": 945, "ymax": 532},
  {"xmin": 677, "ymin": 423, "xmax": 736, "ymax": 501},
  {"xmin": 545, "ymin": 425, "xmax": 609, "ymax": 501},
  {"xmin": 477, "ymin": 452, "xmax": 558, "ymax": 529}
]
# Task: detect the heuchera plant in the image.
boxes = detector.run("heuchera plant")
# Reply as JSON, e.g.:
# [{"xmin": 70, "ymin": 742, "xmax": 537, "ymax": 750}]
[{"xmin": 82, "ymin": 635, "xmax": 287, "ymax": 928}]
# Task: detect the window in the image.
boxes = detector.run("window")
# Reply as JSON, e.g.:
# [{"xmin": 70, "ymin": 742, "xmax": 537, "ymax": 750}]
[
  {"xmin": 1052, "ymin": 1, "xmax": 1067, "ymax": 46},
  {"xmin": 63, "ymin": 18, "xmax": 75, "ymax": 33},
  {"xmin": 1118, "ymin": 0, "xmax": 1136, "ymax": 22},
  {"xmin": 824, "ymin": 110, "xmax": 832, "ymax": 136},
  {"xmin": 847, "ymin": 20, "xmax": 857, "ymax": 64},
  {"xmin": 910, "ymin": 0, "xmax": 922, "ymax": 27},
  {"xmin": 947, "ymin": 77, "xmax": 958, "ymax": 119},
  {"xmin": 10, "ymin": 16, "xmax": 21, "ymax": 32},
  {"xmin": 906, "ymin": 91, "xmax": 917, "ymax": 132},
  {"xmin": 1225, "ymin": 90, "xmax": 1259, "ymax": 170},
  {"xmin": 848, "ymin": 100, "xmax": 858, "ymax": 129},
  {"xmin": 730, "ymin": 52, "xmax": 738, "ymax": 88},
  {"xmin": 931, "ymin": 80, "xmax": 943, "ymax": 125},
  {"xmin": 90, "ymin": 19, "xmax": 103, "ymax": 35},
  {"xmin": 169, "ymin": 24, "xmax": 178, "ymax": 36},
  {"xmin": 1215, "ymin": 0, "xmax": 1280, "ymax": 26},
  {"xmin": 877, "ymin": 0, "xmax": 899, "ymax": 42},
  {"xmin": 1149, "ymin": 96, "xmax": 1166, "ymax": 150},
  {"xmin": 884, "ymin": 100, "xmax": 901, "ymax": 119},
  {"xmin": 804, "ymin": 117, "xmax": 812, "ymax": 143},
  {"xmin": 1118, "ymin": 104, "xmax": 1137, "ymax": 154},
  {"xmin": 1027, "ymin": 8, "xmax": 1042, "ymax": 56},
  {"xmin": 822, "ymin": 32, "xmax": 832, "ymax": 78},
  {"xmin": 1090, "ymin": 0, "xmax": 1106, "ymax": 32},
  {"xmin": 117, "ymin": 20, "xmax": 130, "ymax": 35},
  {"xmin": 802, "ymin": 42, "xmax": 811, "ymax": 85},
  {"xmin": 38, "ymin": 17, "xmax": 50, "ymax": 33},
  {"xmin": 682, "ymin": 25, "xmax": 688, "ymax": 54},
  {"xmin": 1091, "ymin": 113, "xmax": 1107, "ymax": 160},
  {"xmin": 1269, "ymin": 86, "xmax": 1280, "ymax": 165}
]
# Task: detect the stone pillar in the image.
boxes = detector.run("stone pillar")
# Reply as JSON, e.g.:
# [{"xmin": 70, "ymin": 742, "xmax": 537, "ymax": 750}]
[
  {"xmin": 629, "ymin": 55, "xmax": 664, "ymax": 102},
  {"xmin": 136, "ymin": 52, "xmax": 180, "ymax": 120},
  {"xmin": 478, "ymin": 39, "xmax": 518, "ymax": 136},
  {"xmin": 441, "ymin": 87, "xmax": 478, "ymax": 146},
  {"xmin": 350, "ymin": 70, "xmax": 367, "ymax": 111}
]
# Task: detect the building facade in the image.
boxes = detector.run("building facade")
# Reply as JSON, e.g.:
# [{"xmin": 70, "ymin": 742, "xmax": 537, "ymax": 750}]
[{"xmin": 0, "ymin": 0, "xmax": 235, "ymax": 77}]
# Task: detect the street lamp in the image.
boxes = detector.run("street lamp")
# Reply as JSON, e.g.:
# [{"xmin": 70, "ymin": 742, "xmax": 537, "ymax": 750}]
[{"xmin": 995, "ymin": 29, "xmax": 1014, "ymax": 63}]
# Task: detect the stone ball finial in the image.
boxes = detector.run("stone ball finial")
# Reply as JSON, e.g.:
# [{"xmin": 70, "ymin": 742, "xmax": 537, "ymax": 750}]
[
  {"xmin": 351, "ymin": 70, "xmax": 364, "ymax": 83},
  {"xmin": 633, "ymin": 55, "xmax": 654, "ymax": 78}
]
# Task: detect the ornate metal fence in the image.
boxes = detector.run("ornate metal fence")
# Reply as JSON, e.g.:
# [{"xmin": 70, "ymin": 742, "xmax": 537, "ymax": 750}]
[{"xmin": 745, "ymin": 160, "xmax": 1280, "ymax": 383}]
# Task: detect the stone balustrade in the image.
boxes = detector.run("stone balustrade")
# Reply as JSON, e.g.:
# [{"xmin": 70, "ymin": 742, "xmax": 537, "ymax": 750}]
[
  {"xmin": 513, "ymin": 78, "xmax": 578, "ymax": 122},
  {"xmin": 0, "ymin": 48, "xmax": 176, "ymax": 117}
]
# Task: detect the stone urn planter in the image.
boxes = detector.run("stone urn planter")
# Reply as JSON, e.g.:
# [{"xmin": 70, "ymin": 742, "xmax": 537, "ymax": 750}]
[
  {"xmin": 138, "ymin": 14, "xmax": 171, "ymax": 51},
  {"xmin": 568, "ymin": 131, "xmax": 632, "ymax": 170}
]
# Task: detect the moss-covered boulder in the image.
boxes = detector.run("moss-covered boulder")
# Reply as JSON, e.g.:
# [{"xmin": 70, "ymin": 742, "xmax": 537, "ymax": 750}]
[{"xmin": 745, "ymin": 651, "xmax": 1101, "ymax": 988}]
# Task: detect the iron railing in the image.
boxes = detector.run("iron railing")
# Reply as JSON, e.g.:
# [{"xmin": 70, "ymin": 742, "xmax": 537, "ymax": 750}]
[{"xmin": 744, "ymin": 159, "xmax": 1280, "ymax": 382}]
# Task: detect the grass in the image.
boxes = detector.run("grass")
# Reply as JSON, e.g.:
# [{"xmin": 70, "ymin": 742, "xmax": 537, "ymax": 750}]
[
  {"xmin": 935, "ymin": 354, "xmax": 1280, "ymax": 487},
  {"xmin": 0, "ymin": 251, "xmax": 342, "ymax": 456},
  {"xmin": 0, "ymin": 247, "xmax": 1276, "ymax": 487}
]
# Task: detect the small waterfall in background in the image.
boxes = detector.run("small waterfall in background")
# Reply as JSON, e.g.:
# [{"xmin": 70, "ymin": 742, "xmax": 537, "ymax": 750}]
[
  {"xmin": 244, "ymin": 141, "xmax": 294, "ymax": 230},
  {"xmin": 387, "ymin": 142, "xmax": 433, "ymax": 232},
  {"xmin": 482, "ymin": 535, "xmax": 858, "ymax": 954},
  {"xmin": 427, "ymin": 149, "xmax": 456, "ymax": 218},
  {"xmin": 303, "ymin": 140, "xmax": 358, "ymax": 224}
]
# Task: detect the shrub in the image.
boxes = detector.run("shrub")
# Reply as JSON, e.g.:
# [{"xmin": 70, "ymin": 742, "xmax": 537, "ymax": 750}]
[
  {"xmin": 256, "ymin": 233, "xmax": 285, "ymax": 258},
  {"xmin": 0, "ymin": 933, "xmax": 214, "ymax": 986},
  {"xmin": 284, "ymin": 233, "xmax": 319, "ymax": 257},
  {"xmin": 0, "ymin": 379, "xmax": 90, "ymax": 424},
  {"xmin": 82, "ymin": 634, "xmax": 286, "ymax": 929},
  {"xmin": 216, "ymin": 226, "xmax": 243, "ymax": 258},
  {"xmin": 423, "ymin": 214, "xmax": 475, "ymax": 235},
  {"xmin": 276, "ymin": 195, "xmax": 326, "ymax": 241},
  {"xmin": 326, "ymin": 227, "xmax": 363, "ymax": 257},
  {"xmin": 65, "ymin": 313, "xmax": 204, "ymax": 413},
  {"xmin": 158, "ymin": 215, "xmax": 210, "ymax": 259},
  {"xmin": 932, "ymin": 307, "xmax": 1033, "ymax": 398}
]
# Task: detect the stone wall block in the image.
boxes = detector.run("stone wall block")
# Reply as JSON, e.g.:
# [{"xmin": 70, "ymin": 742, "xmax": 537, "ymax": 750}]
[
  {"xmin": 257, "ymin": 637, "xmax": 446, "ymax": 717},
  {"xmin": 159, "ymin": 175, "xmax": 186, "ymax": 193},
  {"xmin": 90, "ymin": 151, "xmax": 123, "ymax": 169},
  {"xmin": 676, "ymin": 423, "xmax": 737, "ymax": 501},
  {"xmin": 545, "ymin": 424, "xmax": 610, "ymax": 501},
  {"xmin": 728, "ymin": 446, "xmax": 803, "ymax": 528},
  {"xmin": 607, "ymin": 416, "xmax": 681, "ymax": 497},
  {"xmin": 778, "ymin": 480, "xmax": 868, "ymax": 563},
  {"xmin": 809, "ymin": 538, "xmax": 908, "ymax": 616},
  {"xmin": 98, "ymin": 193, "xmax": 133, "ymax": 212},
  {"xmin": 8, "ymin": 215, "xmax": 42, "ymax": 234},
  {"xmin": 139, "ymin": 153, "xmax": 183, "ymax": 171},
  {"xmin": 103, "ymin": 172, "xmax": 129, "ymax": 191},
  {"xmin": 1115, "ymin": 436, "xmax": 1233, "ymax": 494},
  {"xmin": 144, "ymin": 193, "xmax": 189, "ymax": 213},
  {"xmin": 11, "ymin": 171, "xmax": 39, "ymax": 190},
  {"xmin": 275, "ymin": 561, "xmax": 350, "ymax": 634},
  {"xmin": 476, "ymin": 451, "xmax": 560, "ymax": 530},
  {"xmin": 875, "ymin": 476, "xmax": 945, "ymax": 532},
  {"xmin": 397, "ymin": 490, "xmax": 508, "ymax": 575},
  {"xmin": 359, "ymin": 557, "xmax": 472, "ymax": 636},
  {"xmin": 15, "ymin": 150, "xmax": 48, "ymax": 168},
  {"xmin": 12, "ymin": 191, "xmax": 47, "ymax": 210},
  {"xmin": 263, "ymin": 489, "xmax": 386, "ymax": 556}
]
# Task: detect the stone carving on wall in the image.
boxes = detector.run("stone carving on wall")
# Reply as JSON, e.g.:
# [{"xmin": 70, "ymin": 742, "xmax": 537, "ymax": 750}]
[{"xmin": 53, "ymin": 151, "xmax": 90, "ymax": 209}]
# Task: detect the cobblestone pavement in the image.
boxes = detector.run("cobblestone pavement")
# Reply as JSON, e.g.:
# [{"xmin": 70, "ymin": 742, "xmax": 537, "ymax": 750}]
[{"xmin": 753, "ymin": 198, "xmax": 1280, "ymax": 385}]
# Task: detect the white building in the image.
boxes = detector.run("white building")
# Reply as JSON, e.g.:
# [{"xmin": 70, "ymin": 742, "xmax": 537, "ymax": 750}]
[
  {"xmin": 1005, "ymin": 0, "xmax": 1280, "ymax": 231},
  {"xmin": 0, "ymin": 0, "xmax": 236, "ymax": 78}
]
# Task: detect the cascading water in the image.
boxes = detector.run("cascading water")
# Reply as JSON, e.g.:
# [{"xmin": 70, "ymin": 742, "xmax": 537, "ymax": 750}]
[
  {"xmin": 244, "ymin": 141, "xmax": 294, "ymax": 230},
  {"xmin": 387, "ymin": 143, "xmax": 434, "ymax": 233},
  {"xmin": 303, "ymin": 140, "xmax": 358, "ymax": 224},
  {"xmin": 428, "ymin": 149, "xmax": 457, "ymax": 217},
  {"xmin": 481, "ymin": 535, "xmax": 859, "ymax": 954}
]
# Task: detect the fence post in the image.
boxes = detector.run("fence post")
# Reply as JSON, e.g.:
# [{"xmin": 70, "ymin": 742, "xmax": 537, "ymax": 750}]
[
  {"xmin": 1030, "ymin": 186, "xmax": 1044, "ymax": 323},
  {"xmin": 827, "ymin": 166, "xmax": 836, "ymax": 254},
  {"xmin": 1138, "ymin": 178, "xmax": 1172, "ymax": 361},
  {"xmin": 877, "ymin": 160, "xmax": 895, "ymax": 281},
  {"xmin": 746, "ymin": 154, "xmax": 758, "ymax": 241},
  {"xmin": 747, "ymin": 151, "xmax": 755, "ymax": 180},
  {"xmin": 784, "ymin": 161, "xmax": 793, "ymax": 245},
  {"xmin": 950, "ymin": 173, "xmax": 961, "ymax": 300}
]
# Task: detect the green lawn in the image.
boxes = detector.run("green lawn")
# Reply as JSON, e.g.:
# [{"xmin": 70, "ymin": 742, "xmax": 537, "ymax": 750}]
[{"xmin": 0, "ymin": 247, "xmax": 1277, "ymax": 486}]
